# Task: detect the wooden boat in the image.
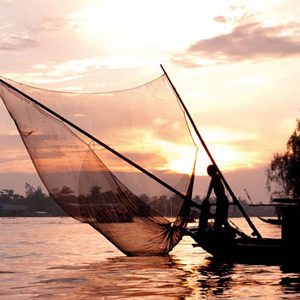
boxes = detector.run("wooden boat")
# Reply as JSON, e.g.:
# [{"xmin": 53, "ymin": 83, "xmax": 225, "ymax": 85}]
[
  {"xmin": 186, "ymin": 198, "xmax": 300, "ymax": 266},
  {"xmin": 185, "ymin": 226, "xmax": 282, "ymax": 264},
  {"xmin": 258, "ymin": 216, "xmax": 282, "ymax": 225}
]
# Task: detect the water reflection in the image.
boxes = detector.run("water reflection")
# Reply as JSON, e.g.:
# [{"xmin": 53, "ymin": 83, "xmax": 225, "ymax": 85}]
[
  {"xmin": 34, "ymin": 255, "xmax": 192, "ymax": 299},
  {"xmin": 196, "ymin": 258, "xmax": 234, "ymax": 298},
  {"xmin": 2, "ymin": 217, "xmax": 300, "ymax": 299},
  {"xmin": 33, "ymin": 253, "xmax": 239, "ymax": 299},
  {"xmin": 280, "ymin": 276, "xmax": 300, "ymax": 294},
  {"xmin": 26, "ymin": 253, "xmax": 300, "ymax": 300}
]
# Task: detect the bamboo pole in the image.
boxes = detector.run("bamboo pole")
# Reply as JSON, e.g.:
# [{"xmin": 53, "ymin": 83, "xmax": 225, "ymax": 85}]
[{"xmin": 160, "ymin": 64, "xmax": 262, "ymax": 239}]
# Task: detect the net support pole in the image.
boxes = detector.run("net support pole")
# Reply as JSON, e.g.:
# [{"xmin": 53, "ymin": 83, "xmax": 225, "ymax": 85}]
[
  {"xmin": 160, "ymin": 64, "xmax": 262, "ymax": 239},
  {"xmin": 0, "ymin": 77, "xmax": 192, "ymax": 204}
]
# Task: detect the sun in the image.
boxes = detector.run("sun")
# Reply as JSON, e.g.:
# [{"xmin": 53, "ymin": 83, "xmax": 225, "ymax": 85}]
[
  {"xmin": 166, "ymin": 142, "xmax": 262, "ymax": 176},
  {"xmin": 165, "ymin": 146, "xmax": 199, "ymax": 175}
]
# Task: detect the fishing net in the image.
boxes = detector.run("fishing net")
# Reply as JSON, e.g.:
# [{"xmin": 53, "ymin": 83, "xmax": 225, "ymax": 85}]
[{"xmin": 0, "ymin": 74, "xmax": 198, "ymax": 255}]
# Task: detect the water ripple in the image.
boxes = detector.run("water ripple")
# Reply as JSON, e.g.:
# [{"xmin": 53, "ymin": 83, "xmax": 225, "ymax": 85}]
[{"xmin": 0, "ymin": 217, "xmax": 299, "ymax": 299}]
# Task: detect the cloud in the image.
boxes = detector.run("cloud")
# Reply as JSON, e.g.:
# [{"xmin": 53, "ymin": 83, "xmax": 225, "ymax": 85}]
[
  {"xmin": 0, "ymin": 134, "xmax": 34, "ymax": 173},
  {"xmin": 0, "ymin": 21, "xmax": 37, "ymax": 51},
  {"xmin": 0, "ymin": 35, "xmax": 38, "ymax": 51},
  {"xmin": 40, "ymin": 17, "xmax": 68, "ymax": 31},
  {"xmin": 0, "ymin": 16, "xmax": 68, "ymax": 53},
  {"xmin": 213, "ymin": 16, "xmax": 227, "ymax": 23},
  {"xmin": 27, "ymin": 17, "xmax": 69, "ymax": 33},
  {"xmin": 173, "ymin": 21, "xmax": 300, "ymax": 67},
  {"xmin": 2, "ymin": 58, "xmax": 102, "ymax": 85}
]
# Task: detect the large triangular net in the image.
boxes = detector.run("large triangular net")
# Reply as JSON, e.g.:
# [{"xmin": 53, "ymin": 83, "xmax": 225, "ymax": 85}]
[{"xmin": 0, "ymin": 74, "xmax": 198, "ymax": 255}]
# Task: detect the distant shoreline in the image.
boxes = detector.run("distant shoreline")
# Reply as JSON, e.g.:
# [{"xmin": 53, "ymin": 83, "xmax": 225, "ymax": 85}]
[
  {"xmin": 0, "ymin": 213, "xmax": 67, "ymax": 217},
  {"xmin": 0, "ymin": 214, "xmax": 275, "ymax": 218}
]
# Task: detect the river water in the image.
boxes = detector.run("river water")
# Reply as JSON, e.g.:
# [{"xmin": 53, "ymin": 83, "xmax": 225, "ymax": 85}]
[{"xmin": 0, "ymin": 217, "xmax": 299, "ymax": 299}]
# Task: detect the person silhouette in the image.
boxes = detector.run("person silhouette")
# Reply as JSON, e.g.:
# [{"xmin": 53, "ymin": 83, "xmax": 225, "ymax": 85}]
[
  {"xmin": 205, "ymin": 164, "xmax": 229, "ymax": 231},
  {"xmin": 198, "ymin": 197, "xmax": 211, "ymax": 235}
]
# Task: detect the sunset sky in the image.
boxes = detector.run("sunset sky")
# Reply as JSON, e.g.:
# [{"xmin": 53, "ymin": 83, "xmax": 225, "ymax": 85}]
[{"xmin": 0, "ymin": 0, "xmax": 300, "ymax": 201}]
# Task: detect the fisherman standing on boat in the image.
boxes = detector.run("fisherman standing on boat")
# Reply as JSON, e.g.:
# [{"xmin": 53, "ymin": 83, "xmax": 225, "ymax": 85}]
[
  {"xmin": 205, "ymin": 164, "xmax": 230, "ymax": 231},
  {"xmin": 197, "ymin": 197, "xmax": 211, "ymax": 235}
]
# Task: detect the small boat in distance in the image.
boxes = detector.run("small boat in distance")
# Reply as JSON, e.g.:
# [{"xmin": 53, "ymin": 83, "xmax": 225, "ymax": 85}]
[
  {"xmin": 258, "ymin": 216, "xmax": 282, "ymax": 225},
  {"xmin": 250, "ymin": 202, "xmax": 282, "ymax": 225}
]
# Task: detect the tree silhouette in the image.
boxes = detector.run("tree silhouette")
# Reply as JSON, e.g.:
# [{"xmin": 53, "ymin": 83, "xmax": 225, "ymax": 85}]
[
  {"xmin": 0, "ymin": 189, "xmax": 24, "ymax": 203},
  {"xmin": 266, "ymin": 119, "xmax": 300, "ymax": 198}
]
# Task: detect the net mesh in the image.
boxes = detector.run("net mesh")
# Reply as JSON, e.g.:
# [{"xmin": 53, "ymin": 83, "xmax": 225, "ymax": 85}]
[{"xmin": 0, "ymin": 75, "xmax": 198, "ymax": 255}]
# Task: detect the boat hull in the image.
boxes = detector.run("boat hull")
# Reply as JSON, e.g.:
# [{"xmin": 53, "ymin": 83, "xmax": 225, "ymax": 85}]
[
  {"xmin": 258, "ymin": 217, "xmax": 282, "ymax": 225},
  {"xmin": 187, "ymin": 229, "xmax": 282, "ymax": 264}
]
